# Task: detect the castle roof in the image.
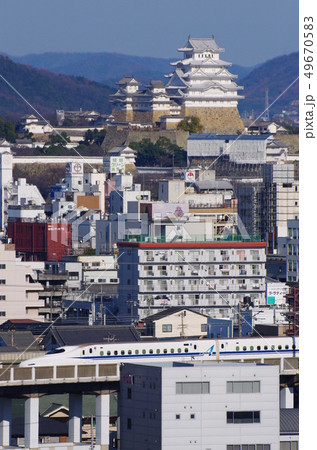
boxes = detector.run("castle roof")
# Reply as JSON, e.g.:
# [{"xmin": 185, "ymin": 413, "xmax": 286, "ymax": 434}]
[
  {"xmin": 178, "ymin": 36, "xmax": 224, "ymax": 53},
  {"xmin": 116, "ymin": 77, "xmax": 141, "ymax": 86}
]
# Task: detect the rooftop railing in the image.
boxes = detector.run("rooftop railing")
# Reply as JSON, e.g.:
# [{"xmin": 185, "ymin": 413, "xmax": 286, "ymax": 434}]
[{"xmin": 121, "ymin": 234, "xmax": 262, "ymax": 244}]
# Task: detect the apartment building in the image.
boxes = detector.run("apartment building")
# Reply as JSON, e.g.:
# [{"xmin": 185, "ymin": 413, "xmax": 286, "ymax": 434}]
[
  {"xmin": 0, "ymin": 243, "xmax": 44, "ymax": 324},
  {"xmin": 116, "ymin": 240, "xmax": 266, "ymax": 323}
]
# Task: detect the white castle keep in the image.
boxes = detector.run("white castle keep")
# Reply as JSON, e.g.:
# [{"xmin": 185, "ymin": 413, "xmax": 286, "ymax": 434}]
[{"xmin": 110, "ymin": 35, "xmax": 245, "ymax": 133}]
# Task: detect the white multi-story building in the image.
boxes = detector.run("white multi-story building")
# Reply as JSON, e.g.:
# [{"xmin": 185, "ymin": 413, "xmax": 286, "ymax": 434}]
[
  {"xmin": 78, "ymin": 254, "xmax": 118, "ymax": 286},
  {"xmin": 0, "ymin": 243, "xmax": 44, "ymax": 324},
  {"xmin": 119, "ymin": 361, "xmax": 280, "ymax": 450},
  {"xmin": 116, "ymin": 240, "xmax": 266, "ymax": 323},
  {"xmin": 262, "ymin": 164, "xmax": 299, "ymax": 239},
  {"xmin": 187, "ymin": 133, "xmax": 271, "ymax": 164}
]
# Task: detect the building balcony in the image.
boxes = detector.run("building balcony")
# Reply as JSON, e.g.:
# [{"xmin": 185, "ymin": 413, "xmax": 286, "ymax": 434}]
[{"xmin": 38, "ymin": 271, "xmax": 69, "ymax": 282}]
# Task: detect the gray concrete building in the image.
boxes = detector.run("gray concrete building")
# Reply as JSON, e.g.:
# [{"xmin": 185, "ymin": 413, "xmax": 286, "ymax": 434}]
[{"xmin": 119, "ymin": 361, "xmax": 280, "ymax": 450}]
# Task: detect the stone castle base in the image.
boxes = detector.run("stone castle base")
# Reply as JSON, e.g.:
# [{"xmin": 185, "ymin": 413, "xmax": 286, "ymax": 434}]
[
  {"xmin": 112, "ymin": 109, "xmax": 170, "ymax": 124},
  {"xmin": 112, "ymin": 107, "xmax": 244, "ymax": 134},
  {"xmin": 183, "ymin": 106, "xmax": 244, "ymax": 134}
]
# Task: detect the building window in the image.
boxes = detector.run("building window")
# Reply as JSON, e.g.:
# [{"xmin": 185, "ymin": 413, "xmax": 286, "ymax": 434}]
[
  {"xmin": 127, "ymin": 388, "xmax": 132, "ymax": 399},
  {"xmin": 227, "ymin": 446, "xmax": 271, "ymax": 450},
  {"xmin": 0, "ymin": 264, "xmax": 6, "ymax": 269},
  {"xmin": 227, "ymin": 411, "xmax": 260, "ymax": 424},
  {"xmin": 201, "ymin": 323, "xmax": 207, "ymax": 332},
  {"xmin": 69, "ymin": 272, "xmax": 79, "ymax": 280},
  {"xmin": 0, "ymin": 312, "xmax": 6, "ymax": 317},
  {"xmin": 227, "ymin": 381, "xmax": 260, "ymax": 393},
  {"xmin": 127, "ymin": 418, "xmax": 132, "ymax": 430},
  {"xmin": 0, "ymin": 296, "xmax": 6, "ymax": 301},
  {"xmin": 190, "ymin": 414, "xmax": 195, "ymax": 419},
  {"xmin": 176, "ymin": 382, "xmax": 210, "ymax": 394},
  {"xmin": 162, "ymin": 324, "xmax": 172, "ymax": 332},
  {"xmin": 0, "ymin": 280, "xmax": 6, "ymax": 285},
  {"xmin": 280, "ymin": 442, "xmax": 298, "ymax": 450},
  {"xmin": 176, "ymin": 414, "xmax": 181, "ymax": 419}
]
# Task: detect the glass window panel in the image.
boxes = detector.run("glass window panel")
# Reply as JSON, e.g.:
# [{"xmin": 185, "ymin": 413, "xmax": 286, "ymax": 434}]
[
  {"xmin": 253, "ymin": 381, "xmax": 260, "ymax": 392},
  {"xmin": 242, "ymin": 382, "xmax": 253, "ymax": 393}
]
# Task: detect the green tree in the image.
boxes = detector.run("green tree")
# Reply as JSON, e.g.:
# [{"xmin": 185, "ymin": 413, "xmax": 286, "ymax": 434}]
[
  {"xmin": 82, "ymin": 128, "xmax": 107, "ymax": 145},
  {"xmin": 48, "ymin": 131, "xmax": 70, "ymax": 145},
  {"xmin": 177, "ymin": 116, "xmax": 203, "ymax": 134},
  {"xmin": 130, "ymin": 138, "xmax": 187, "ymax": 167},
  {"xmin": 0, "ymin": 117, "xmax": 17, "ymax": 143}
]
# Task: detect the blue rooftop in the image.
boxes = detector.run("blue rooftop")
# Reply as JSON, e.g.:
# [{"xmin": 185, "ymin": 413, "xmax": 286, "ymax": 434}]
[{"xmin": 188, "ymin": 133, "xmax": 271, "ymax": 141}]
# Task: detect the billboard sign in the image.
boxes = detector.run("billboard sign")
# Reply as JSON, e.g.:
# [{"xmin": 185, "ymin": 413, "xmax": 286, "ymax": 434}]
[
  {"xmin": 103, "ymin": 156, "xmax": 125, "ymax": 174},
  {"xmin": 185, "ymin": 170, "xmax": 195, "ymax": 183}
]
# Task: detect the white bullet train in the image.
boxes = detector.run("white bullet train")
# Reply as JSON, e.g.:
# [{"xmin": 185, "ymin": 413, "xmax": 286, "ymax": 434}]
[{"xmin": 19, "ymin": 335, "xmax": 299, "ymax": 367}]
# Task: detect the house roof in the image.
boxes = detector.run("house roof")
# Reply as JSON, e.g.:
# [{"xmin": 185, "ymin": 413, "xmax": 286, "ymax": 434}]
[
  {"xmin": 188, "ymin": 133, "xmax": 271, "ymax": 141},
  {"xmin": 143, "ymin": 307, "xmax": 208, "ymax": 323},
  {"xmin": 0, "ymin": 319, "xmax": 48, "ymax": 335},
  {"xmin": 0, "ymin": 331, "xmax": 41, "ymax": 351},
  {"xmin": 42, "ymin": 325, "xmax": 141, "ymax": 348},
  {"xmin": 280, "ymin": 408, "xmax": 299, "ymax": 434}
]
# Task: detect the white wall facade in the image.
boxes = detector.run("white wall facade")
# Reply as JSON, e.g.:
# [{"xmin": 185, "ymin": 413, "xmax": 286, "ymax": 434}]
[
  {"xmin": 119, "ymin": 362, "xmax": 280, "ymax": 450},
  {"xmin": 117, "ymin": 242, "xmax": 267, "ymax": 323},
  {"xmin": 0, "ymin": 243, "xmax": 44, "ymax": 324}
]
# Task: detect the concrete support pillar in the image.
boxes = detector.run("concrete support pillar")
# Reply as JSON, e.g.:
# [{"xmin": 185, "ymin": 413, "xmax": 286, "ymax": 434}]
[
  {"xmin": 0, "ymin": 397, "xmax": 11, "ymax": 447},
  {"xmin": 69, "ymin": 393, "xmax": 82, "ymax": 443},
  {"xmin": 280, "ymin": 386, "xmax": 294, "ymax": 408},
  {"xmin": 96, "ymin": 392, "xmax": 110, "ymax": 448},
  {"xmin": 24, "ymin": 395, "xmax": 39, "ymax": 449}
]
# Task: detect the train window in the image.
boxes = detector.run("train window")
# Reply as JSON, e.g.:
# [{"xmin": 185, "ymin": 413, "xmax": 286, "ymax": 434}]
[
  {"xmin": 278, "ymin": 345, "xmax": 282, "ymax": 350},
  {"xmin": 292, "ymin": 344, "xmax": 296, "ymax": 349},
  {"xmin": 121, "ymin": 350, "xmax": 125, "ymax": 355},
  {"xmin": 114, "ymin": 351, "xmax": 118, "ymax": 355},
  {"xmin": 156, "ymin": 349, "xmax": 160, "ymax": 354},
  {"xmin": 250, "ymin": 346, "xmax": 254, "ymax": 351},
  {"xmin": 257, "ymin": 346, "xmax": 261, "ymax": 350},
  {"xmin": 221, "ymin": 344, "xmax": 224, "ymax": 349},
  {"xmin": 178, "ymin": 348, "xmax": 181, "ymax": 353},
  {"xmin": 163, "ymin": 349, "xmax": 167, "ymax": 353},
  {"xmin": 271, "ymin": 345, "xmax": 275, "ymax": 350},
  {"xmin": 243, "ymin": 346, "xmax": 247, "ymax": 351},
  {"xmin": 149, "ymin": 349, "xmax": 153, "ymax": 354},
  {"xmin": 135, "ymin": 350, "xmax": 139, "ymax": 355},
  {"xmin": 100, "ymin": 351, "xmax": 104, "ymax": 356},
  {"xmin": 264, "ymin": 346, "xmax": 268, "ymax": 350},
  {"xmin": 83, "ymin": 350, "xmax": 85, "ymax": 355},
  {"xmin": 142, "ymin": 349, "xmax": 146, "ymax": 354},
  {"xmin": 89, "ymin": 348, "xmax": 92, "ymax": 354},
  {"xmin": 184, "ymin": 348, "xmax": 188, "ymax": 353},
  {"xmin": 236, "ymin": 346, "xmax": 239, "ymax": 351},
  {"xmin": 171, "ymin": 348, "xmax": 174, "ymax": 353},
  {"xmin": 128, "ymin": 350, "xmax": 132, "ymax": 355},
  {"xmin": 107, "ymin": 351, "xmax": 111, "ymax": 356},
  {"xmin": 285, "ymin": 345, "xmax": 289, "ymax": 350},
  {"xmin": 194, "ymin": 345, "xmax": 197, "ymax": 350}
]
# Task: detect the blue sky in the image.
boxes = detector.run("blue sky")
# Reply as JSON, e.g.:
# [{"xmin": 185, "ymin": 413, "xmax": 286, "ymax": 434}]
[{"xmin": 0, "ymin": 0, "xmax": 298, "ymax": 66}]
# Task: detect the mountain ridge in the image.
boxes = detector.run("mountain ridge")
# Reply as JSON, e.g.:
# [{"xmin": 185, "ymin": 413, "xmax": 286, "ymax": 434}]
[
  {"xmin": 9, "ymin": 51, "xmax": 254, "ymax": 86},
  {"xmin": 0, "ymin": 51, "xmax": 298, "ymax": 121},
  {"xmin": 0, "ymin": 55, "xmax": 114, "ymax": 120}
]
